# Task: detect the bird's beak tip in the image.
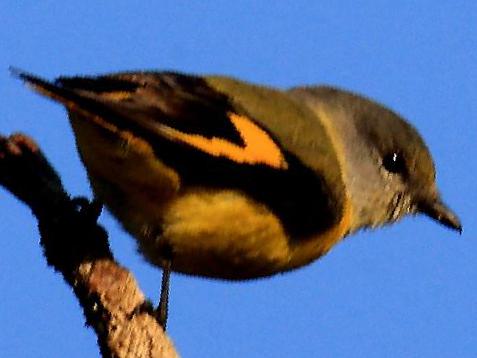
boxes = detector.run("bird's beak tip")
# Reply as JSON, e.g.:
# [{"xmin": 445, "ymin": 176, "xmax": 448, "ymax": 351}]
[{"xmin": 418, "ymin": 198, "xmax": 462, "ymax": 234}]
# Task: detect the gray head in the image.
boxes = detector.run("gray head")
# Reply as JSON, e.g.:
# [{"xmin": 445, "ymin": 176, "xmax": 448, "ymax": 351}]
[{"xmin": 289, "ymin": 86, "xmax": 461, "ymax": 234}]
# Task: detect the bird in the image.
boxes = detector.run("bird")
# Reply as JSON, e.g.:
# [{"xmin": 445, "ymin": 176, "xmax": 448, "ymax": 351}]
[{"xmin": 14, "ymin": 68, "xmax": 461, "ymax": 326}]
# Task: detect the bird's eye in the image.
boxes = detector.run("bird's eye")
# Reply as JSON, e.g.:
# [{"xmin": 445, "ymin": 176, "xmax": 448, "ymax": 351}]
[{"xmin": 382, "ymin": 151, "xmax": 406, "ymax": 174}]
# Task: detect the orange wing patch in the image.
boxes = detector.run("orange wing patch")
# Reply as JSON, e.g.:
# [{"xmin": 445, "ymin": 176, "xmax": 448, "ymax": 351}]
[
  {"xmin": 99, "ymin": 91, "xmax": 134, "ymax": 101},
  {"xmin": 158, "ymin": 113, "xmax": 288, "ymax": 169}
]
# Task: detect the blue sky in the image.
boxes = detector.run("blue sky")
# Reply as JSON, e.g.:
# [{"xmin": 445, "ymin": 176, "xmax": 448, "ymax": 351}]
[{"xmin": 1, "ymin": 2, "xmax": 475, "ymax": 357}]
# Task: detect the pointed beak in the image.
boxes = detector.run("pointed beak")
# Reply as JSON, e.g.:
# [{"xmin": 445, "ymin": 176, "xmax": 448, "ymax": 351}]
[{"xmin": 417, "ymin": 198, "xmax": 462, "ymax": 234}]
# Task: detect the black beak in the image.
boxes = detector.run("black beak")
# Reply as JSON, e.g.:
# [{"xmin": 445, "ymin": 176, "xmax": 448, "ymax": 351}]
[{"xmin": 418, "ymin": 199, "xmax": 462, "ymax": 234}]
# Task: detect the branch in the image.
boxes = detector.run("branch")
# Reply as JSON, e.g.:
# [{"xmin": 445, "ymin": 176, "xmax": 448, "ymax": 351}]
[{"xmin": 0, "ymin": 133, "xmax": 179, "ymax": 358}]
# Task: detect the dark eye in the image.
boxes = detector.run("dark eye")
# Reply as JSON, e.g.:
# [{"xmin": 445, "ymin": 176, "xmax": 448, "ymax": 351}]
[{"xmin": 382, "ymin": 151, "xmax": 406, "ymax": 174}]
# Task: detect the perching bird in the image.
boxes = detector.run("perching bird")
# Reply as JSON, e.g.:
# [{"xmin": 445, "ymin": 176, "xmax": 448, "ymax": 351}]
[{"xmin": 14, "ymin": 69, "xmax": 461, "ymax": 325}]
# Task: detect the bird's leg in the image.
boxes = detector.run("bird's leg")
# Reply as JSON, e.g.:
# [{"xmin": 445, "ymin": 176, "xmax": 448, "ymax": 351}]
[
  {"xmin": 142, "ymin": 227, "xmax": 174, "ymax": 329},
  {"xmin": 147, "ymin": 236, "xmax": 173, "ymax": 330},
  {"xmin": 156, "ymin": 257, "xmax": 172, "ymax": 329}
]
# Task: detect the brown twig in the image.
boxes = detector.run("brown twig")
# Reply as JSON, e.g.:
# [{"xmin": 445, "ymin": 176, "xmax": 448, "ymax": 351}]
[{"xmin": 0, "ymin": 133, "xmax": 179, "ymax": 358}]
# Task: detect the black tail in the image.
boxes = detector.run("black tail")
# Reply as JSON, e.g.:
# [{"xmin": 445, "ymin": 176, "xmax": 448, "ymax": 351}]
[
  {"xmin": 11, "ymin": 68, "xmax": 169, "ymax": 141},
  {"xmin": 11, "ymin": 67, "xmax": 95, "ymax": 112},
  {"xmin": 11, "ymin": 67, "xmax": 135, "ymax": 126}
]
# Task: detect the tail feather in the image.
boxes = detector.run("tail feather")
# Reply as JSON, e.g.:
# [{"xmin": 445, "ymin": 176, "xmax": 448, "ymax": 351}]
[
  {"xmin": 11, "ymin": 67, "xmax": 95, "ymax": 113},
  {"xmin": 11, "ymin": 67, "xmax": 134, "ymax": 129},
  {"xmin": 11, "ymin": 68, "xmax": 176, "ymax": 143}
]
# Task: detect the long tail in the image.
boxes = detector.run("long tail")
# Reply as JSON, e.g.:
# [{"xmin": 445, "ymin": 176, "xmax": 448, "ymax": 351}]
[
  {"xmin": 11, "ymin": 68, "xmax": 195, "ymax": 144},
  {"xmin": 11, "ymin": 67, "xmax": 125, "ymax": 120}
]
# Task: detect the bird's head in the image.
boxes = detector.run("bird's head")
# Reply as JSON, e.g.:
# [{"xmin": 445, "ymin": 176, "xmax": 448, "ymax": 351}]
[{"xmin": 289, "ymin": 86, "xmax": 461, "ymax": 234}]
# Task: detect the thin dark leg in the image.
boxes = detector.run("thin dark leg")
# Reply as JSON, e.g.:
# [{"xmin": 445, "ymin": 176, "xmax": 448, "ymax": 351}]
[{"xmin": 156, "ymin": 259, "xmax": 171, "ymax": 329}]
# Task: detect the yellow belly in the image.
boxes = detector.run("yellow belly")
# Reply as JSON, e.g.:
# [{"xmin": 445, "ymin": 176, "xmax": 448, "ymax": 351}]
[
  {"xmin": 144, "ymin": 189, "xmax": 351, "ymax": 279},
  {"xmin": 69, "ymin": 113, "xmax": 351, "ymax": 280}
]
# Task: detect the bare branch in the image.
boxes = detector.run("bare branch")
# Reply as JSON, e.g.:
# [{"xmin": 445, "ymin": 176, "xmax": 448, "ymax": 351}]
[{"xmin": 0, "ymin": 133, "xmax": 179, "ymax": 358}]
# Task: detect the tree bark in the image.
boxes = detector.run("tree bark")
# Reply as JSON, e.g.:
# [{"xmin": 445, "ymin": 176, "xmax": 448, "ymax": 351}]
[{"xmin": 0, "ymin": 133, "xmax": 179, "ymax": 358}]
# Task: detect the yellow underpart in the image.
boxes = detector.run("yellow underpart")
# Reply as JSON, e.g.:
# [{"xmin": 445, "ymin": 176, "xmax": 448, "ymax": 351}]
[
  {"xmin": 145, "ymin": 188, "xmax": 352, "ymax": 279},
  {"xmin": 147, "ymin": 189, "xmax": 290, "ymax": 279},
  {"xmin": 158, "ymin": 113, "xmax": 288, "ymax": 169}
]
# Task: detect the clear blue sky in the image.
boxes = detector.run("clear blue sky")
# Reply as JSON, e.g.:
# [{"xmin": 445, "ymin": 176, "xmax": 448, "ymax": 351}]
[{"xmin": 1, "ymin": 2, "xmax": 475, "ymax": 357}]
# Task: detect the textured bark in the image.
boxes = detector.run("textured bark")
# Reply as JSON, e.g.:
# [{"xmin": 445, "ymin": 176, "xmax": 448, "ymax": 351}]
[{"xmin": 0, "ymin": 133, "xmax": 179, "ymax": 358}]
